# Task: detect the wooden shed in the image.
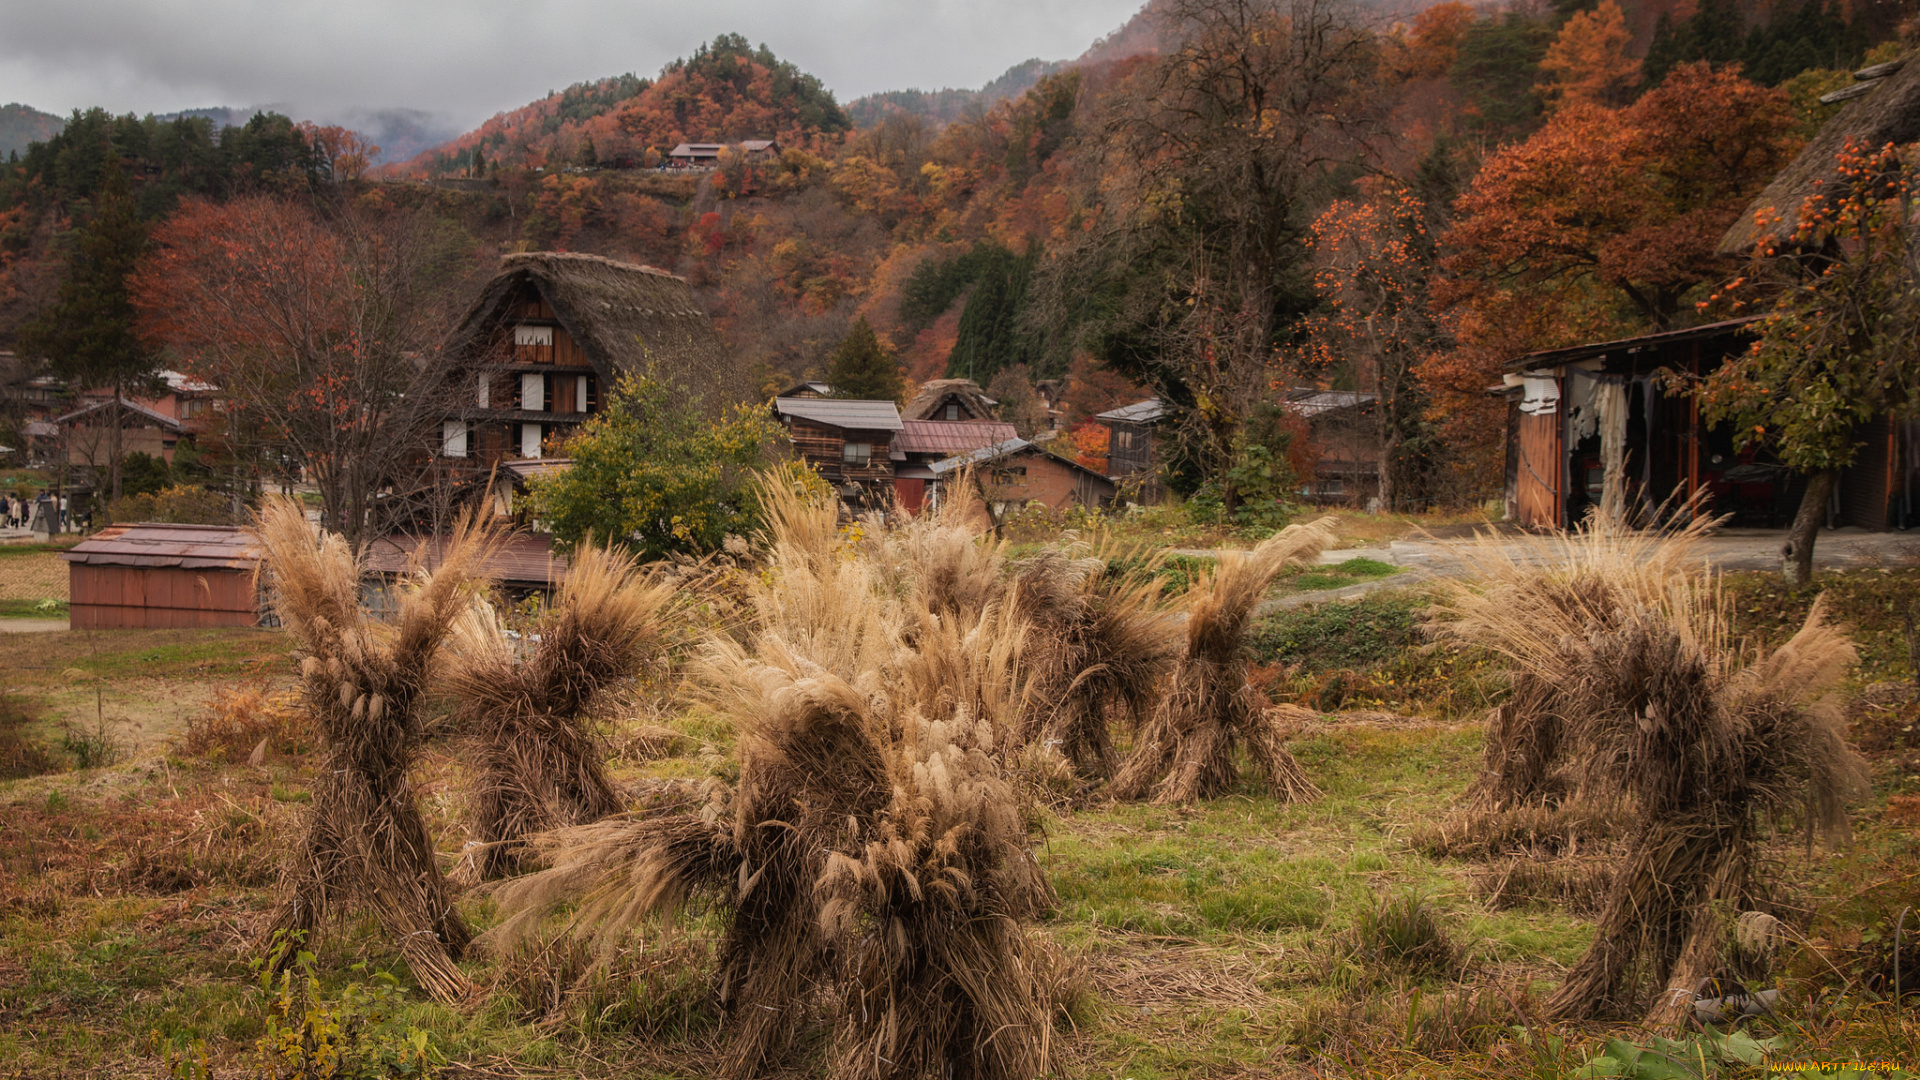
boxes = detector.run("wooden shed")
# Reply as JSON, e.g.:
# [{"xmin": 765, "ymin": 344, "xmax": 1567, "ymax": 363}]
[{"xmin": 62, "ymin": 523, "xmax": 264, "ymax": 630}]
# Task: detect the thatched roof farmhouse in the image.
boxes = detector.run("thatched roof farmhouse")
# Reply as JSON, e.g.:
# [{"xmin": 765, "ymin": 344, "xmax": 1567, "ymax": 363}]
[
  {"xmin": 439, "ymin": 252, "xmax": 749, "ymax": 465},
  {"xmin": 1719, "ymin": 52, "xmax": 1920, "ymax": 256}
]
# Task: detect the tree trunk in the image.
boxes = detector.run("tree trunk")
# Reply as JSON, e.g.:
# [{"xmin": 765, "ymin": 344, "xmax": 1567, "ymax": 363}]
[
  {"xmin": 1781, "ymin": 469, "xmax": 1836, "ymax": 586},
  {"xmin": 1378, "ymin": 426, "xmax": 1399, "ymax": 513},
  {"xmin": 108, "ymin": 384, "xmax": 124, "ymax": 509}
]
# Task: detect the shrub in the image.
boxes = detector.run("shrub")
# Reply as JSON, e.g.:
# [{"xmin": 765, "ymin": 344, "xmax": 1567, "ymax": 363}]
[
  {"xmin": 249, "ymin": 932, "xmax": 441, "ymax": 1079},
  {"xmin": 179, "ymin": 680, "xmax": 312, "ymax": 763},
  {"xmin": 1347, "ymin": 890, "xmax": 1462, "ymax": 979},
  {"xmin": 109, "ymin": 483, "xmax": 232, "ymax": 525}
]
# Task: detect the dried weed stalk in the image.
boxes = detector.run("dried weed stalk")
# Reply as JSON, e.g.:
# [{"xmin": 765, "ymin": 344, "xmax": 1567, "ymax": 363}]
[
  {"xmin": 444, "ymin": 543, "xmax": 676, "ymax": 878},
  {"xmin": 1435, "ymin": 521, "xmax": 1869, "ymax": 1024},
  {"xmin": 253, "ymin": 497, "xmax": 494, "ymax": 1003},
  {"xmin": 1112, "ymin": 518, "xmax": 1338, "ymax": 803}
]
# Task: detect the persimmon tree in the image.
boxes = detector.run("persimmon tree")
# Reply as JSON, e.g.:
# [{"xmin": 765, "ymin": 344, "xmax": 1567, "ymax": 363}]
[
  {"xmin": 1699, "ymin": 141, "xmax": 1920, "ymax": 583},
  {"xmin": 1298, "ymin": 183, "xmax": 1437, "ymax": 510},
  {"xmin": 131, "ymin": 195, "xmax": 478, "ymax": 548}
]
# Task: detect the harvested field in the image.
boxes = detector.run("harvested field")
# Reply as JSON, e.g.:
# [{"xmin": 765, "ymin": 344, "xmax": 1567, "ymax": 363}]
[{"xmin": 0, "ymin": 551, "xmax": 1914, "ymax": 1079}]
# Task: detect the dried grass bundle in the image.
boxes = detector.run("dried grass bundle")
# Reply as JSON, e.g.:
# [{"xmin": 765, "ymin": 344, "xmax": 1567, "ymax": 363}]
[
  {"xmin": 1112, "ymin": 518, "xmax": 1338, "ymax": 803},
  {"xmin": 1435, "ymin": 522, "xmax": 1869, "ymax": 1024},
  {"xmin": 444, "ymin": 543, "xmax": 677, "ymax": 878},
  {"xmin": 486, "ymin": 478, "xmax": 1058, "ymax": 1078},
  {"xmin": 252, "ymin": 497, "xmax": 494, "ymax": 1003},
  {"xmin": 1008, "ymin": 544, "xmax": 1180, "ymax": 780}
]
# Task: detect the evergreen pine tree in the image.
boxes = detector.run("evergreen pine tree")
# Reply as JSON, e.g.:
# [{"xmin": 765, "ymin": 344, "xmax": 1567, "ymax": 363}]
[
  {"xmin": 18, "ymin": 163, "xmax": 160, "ymax": 511},
  {"xmin": 825, "ymin": 317, "xmax": 905, "ymax": 401},
  {"xmin": 947, "ymin": 244, "xmax": 1039, "ymax": 385}
]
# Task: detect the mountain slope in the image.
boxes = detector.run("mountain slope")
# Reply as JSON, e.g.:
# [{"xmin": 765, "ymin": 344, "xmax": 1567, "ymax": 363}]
[{"xmin": 0, "ymin": 104, "xmax": 65, "ymax": 160}]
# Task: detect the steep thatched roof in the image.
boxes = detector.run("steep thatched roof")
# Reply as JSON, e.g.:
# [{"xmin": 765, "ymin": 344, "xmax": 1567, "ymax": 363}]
[
  {"xmin": 1719, "ymin": 53, "xmax": 1920, "ymax": 256},
  {"xmin": 447, "ymin": 252, "xmax": 751, "ymax": 409},
  {"xmin": 902, "ymin": 378, "xmax": 998, "ymax": 421}
]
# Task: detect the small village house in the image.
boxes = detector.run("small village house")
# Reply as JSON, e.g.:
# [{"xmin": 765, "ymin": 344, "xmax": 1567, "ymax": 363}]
[
  {"xmin": 362, "ymin": 531, "xmax": 569, "ymax": 608},
  {"xmin": 1286, "ymin": 389, "xmax": 1379, "ymax": 505},
  {"xmin": 1097, "ymin": 398, "xmax": 1167, "ymax": 500},
  {"xmin": 929, "ymin": 437, "xmax": 1117, "ymax": 515},
  {"xmin": 62, "ymin": 523, "xmax": 267, "ymax": 629},
  {"xmin": 440, "ymin": 252, "xmax": 744, "ymax": 470},
  {"xmin": 772, "ymin": 396, "xmax": 903, "ymax": 506},
  {"xmin": 666, "ymin": 139, "xmax": 781, "ymax": 169},
  {"xmin": 891, "ymin": 418, "xmax": 1018, "ymax": 512}
]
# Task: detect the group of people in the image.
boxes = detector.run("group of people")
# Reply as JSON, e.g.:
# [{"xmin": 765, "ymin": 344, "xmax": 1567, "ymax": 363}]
[{"xmin": 3, "ymin": 491, "xmax": 62, "ymax": 532}]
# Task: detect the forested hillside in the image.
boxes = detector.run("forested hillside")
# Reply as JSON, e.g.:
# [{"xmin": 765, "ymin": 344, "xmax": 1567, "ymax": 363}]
[
  {"xmin": 0, "ymin": 103, "xmax": 65, "ymax": 160},
  {"xmin": 2, "ymin": 0, "xmax": 1909, "ymax": 507}
]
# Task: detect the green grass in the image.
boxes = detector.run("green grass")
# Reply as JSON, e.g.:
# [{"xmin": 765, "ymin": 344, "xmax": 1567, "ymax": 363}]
[
  {"xmin": 0, "ymin": 597, "xmax": 68, "ymax": 618},
  {"xmin": 1286, "ymin": 556, "xmax": 1402, "ymax": 593}
]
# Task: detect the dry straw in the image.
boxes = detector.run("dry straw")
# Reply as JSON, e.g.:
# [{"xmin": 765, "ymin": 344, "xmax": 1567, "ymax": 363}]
[
  {"xmin": 1112, "ymin": 517, "xmax": 1338, "ymax": 803},
  {"xmin": 443, "ymin": 542, "xmax": 677, "ymax": 878},
  {"xmin": 486, "ymin": 476, "xmax": 1059, "ymax": 1079},
  {"xmin": 252, "ymin": 497, "xmax": 495, "ymax": 1003},
  {"xmin": 1432, "ymin": 515, "xmax": 1869, "ymax": 1024}
]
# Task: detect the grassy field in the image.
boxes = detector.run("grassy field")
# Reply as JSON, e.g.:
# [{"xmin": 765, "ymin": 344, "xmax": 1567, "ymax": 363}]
[{"xmin": 1, "ymin": 566, "xmax": 1916, "ymax": 1079}]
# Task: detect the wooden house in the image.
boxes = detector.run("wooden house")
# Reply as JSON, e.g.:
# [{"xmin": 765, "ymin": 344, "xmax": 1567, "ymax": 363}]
[
  {"xmin": 929, "ymin": 438, "xmax": 1117, "ymax": 514},
  {"xmin": 890, "ymin": 419, "xmax": 1018, "ymax": 512},
  {"xmin": 53, "ymin": 397, "xmax": 185, "ymax": 467},
  {"xmin": 1285, "ymin": 389, "xmax": 1380, "ymax": 504},
  {"xmin": 62, "ymin": 524, "xmax": 266, "ymax": 629},
  {"xmin": 440, "ymin": 252, "xmax": 744, "ymax": 470},
  {"xmin": 772, "ymin": 397, "xmax": 904, "ymax": 506},
  {"xmin": 363, "ymin": 532, "xmax": 568, "ymax": 607},
  {"xmin": 1097, "ymin": 398, "xmax": 1166, "ymax": 499},
  {"xmin": 1498, "ymin": 319, "xmax": 1917, "ymax": 530}
]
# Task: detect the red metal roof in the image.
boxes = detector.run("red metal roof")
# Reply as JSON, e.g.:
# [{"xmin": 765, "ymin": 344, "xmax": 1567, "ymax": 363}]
[
  {"xmin": 894, "ymin": 419, "xmax": 1019, "ymax": 455},
  {"xmin": 362, "ymin": 532, "xmax": 568, "ymax": 587},
  {"xmin": 61, "ymin": 523, "xmax": 259, "ymax": 571}
]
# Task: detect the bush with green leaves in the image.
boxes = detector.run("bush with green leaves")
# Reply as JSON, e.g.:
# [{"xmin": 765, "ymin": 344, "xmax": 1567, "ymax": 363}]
[
  {"xmin": 530, "ymin": 373, "xmax": 787, "ymax": 559},
  {"xmin": 248, "ymin": 932, "xmax": 439, "ymax": 1079}
]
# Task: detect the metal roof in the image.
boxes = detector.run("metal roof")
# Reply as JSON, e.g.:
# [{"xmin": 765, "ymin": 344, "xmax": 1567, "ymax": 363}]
[
  {"xmin": 777, "ymin": 381, "xmax": 833, "ymax": 398},
  {"xmin": 500, "ymin": 458, "xmax": 573, "ymax": 481},
  {"xmin": 773, "ymin": 397, "xmax": 904, "ymax": 431},
  {"xmin": 363, "ymin": 532, "xmax": 568, "ymax": 587},
  {"xmin": 894, "ymin": 419, "xmax": 1019, "ymax": 455},
  {"xmin": 1506, "ymin": 317, "xmax": 1762, "ymax": 373},
  {"xmin": 62, "ymin": 523, "xmax": 259, "ymax": 571},
  {"xmin": 1096, "ymin": 398, "xmax": 1166, "ymax": 424},
  {"xmin": 1286, "ymin": 390, "xmax": 1376, "ymax": 417},
  {"xmin": 53, "ymin": 396, "xmax": 184, "ymax": 430},
  {"xmin": 930, "ymin": 437, "xmax": 1034, "ymax": 475}
]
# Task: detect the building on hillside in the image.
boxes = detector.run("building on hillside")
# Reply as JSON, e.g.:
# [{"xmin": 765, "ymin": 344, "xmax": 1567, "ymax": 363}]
[
  {"xmin": 890, "ymin": 419, "xmax": 1018, "ymax": 512},
  {"xmin": 440, "ymin": 252, "xmax": 742, "ymax": 469},
  {"xmin": 666, "ymin": 140, "xmax": 781, "ymax": 169},
  {"xmin": 1285, "ymin": 389, "xmax": 1380, "ymax": 504},
  {"xmin": 53, "ymin": 397, "xmax": 185, "ymax": 468},
  {"xmin": 1495, "ymin": 318, "xmax": 1918, "ymax": 530},
  {"xmin": 903, "ymin": 378, "xmax": 999, "ymax": 422},
  {"xmin": 62, "ymin": 523, "xmax": 267, "ymax": 629},
  {"xmin": 928, "ymin": 438, "xmax": 1117, "ymax": 514},
  {"xmin": 772, "ymin": 396, "xmax": 903, "ymax": 507},
  {"xmin": 1097, "ymin": 398, "xmax": 1167, "ymax": 500},
  {"xmin": 778, "ymin": 380, "xmax": 834, "ymax": 399}
]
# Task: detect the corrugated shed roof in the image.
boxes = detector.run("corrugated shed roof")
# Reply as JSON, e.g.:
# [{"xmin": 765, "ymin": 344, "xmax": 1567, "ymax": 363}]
[
  {"xmin": 773, "ymin": 397, "xmax": 904, "ymax": 431},
  {"xmin": 1506, "ymin": 317, "xmax": 1762, "ymax": 372},
  {"xmin": 894, "ymin": 419, "xmax": 1019, "ymax": 455},
  {"xmin": 930, "ymin": 437, "xmax": 1033, "ymax": 475},
  {"xmin": 500, "ymin": 458, "xmax": 573, "ymax": 481},
  {"xmin": 1096, "ymin": 399, "xmax": 1166, "ymax": 424},
  {"xmin": 1286, "ymin": 390, "xmax": 1376, "ymax": 417},
  {"xmin": 62, "ymin": 523, "xmax": 259, "ymax": 571},
  {"xmin": 363, "ymin": 532, "xmax": 568, "ymax": 587}
]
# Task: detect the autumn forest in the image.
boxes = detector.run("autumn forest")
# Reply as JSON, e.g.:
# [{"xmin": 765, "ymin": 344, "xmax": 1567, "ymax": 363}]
[{"xmin": 0, "ymin": 0, "xmax": 1908, "ymax": 505}]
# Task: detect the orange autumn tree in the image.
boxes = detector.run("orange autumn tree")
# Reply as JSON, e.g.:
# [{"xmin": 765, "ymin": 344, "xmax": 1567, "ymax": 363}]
[
  {"xmin": 131, "ymin": 196, "xmax": 481, "ymax": 548},
  {"xmin": 1537, "ymin": 0, "xmax": 1640, "ymax": 110},
  {"xmin": 1298, "ymin": 182, "xmax": 1438, "ymax": 509},
  {"xmin": 1428, "ymin": 62, "xmax": 1801, "ymax": 469},
  {"xmin": 613, "ymin": 33, "xmax": 849, "ymax": 152}
]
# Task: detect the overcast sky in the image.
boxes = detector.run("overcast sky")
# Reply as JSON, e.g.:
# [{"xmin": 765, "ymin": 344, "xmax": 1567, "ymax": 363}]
[{"xmin": 0, "ymin": 0, "xmax": 1146, "ymax": 127}]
